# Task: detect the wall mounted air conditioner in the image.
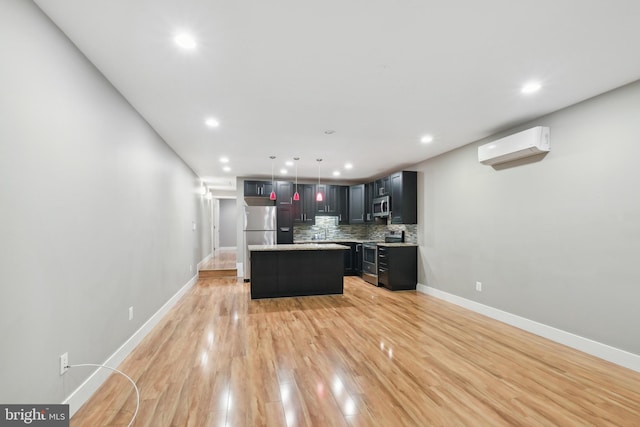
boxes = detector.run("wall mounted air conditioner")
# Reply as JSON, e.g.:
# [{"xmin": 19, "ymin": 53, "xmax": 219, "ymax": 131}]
[{"xmin": 478, "ymin": 126, "xmax": 550, "ymax": 165}]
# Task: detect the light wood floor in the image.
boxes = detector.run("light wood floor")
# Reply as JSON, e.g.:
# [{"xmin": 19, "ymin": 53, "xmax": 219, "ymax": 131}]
[
  {"xmin": 71, "ymin": 277, "xmax": 640, "ymax": 426},
  {"xmin": 199, "ymin": 248, "xmax": 237, "ymax": 278},
  {"xmin": 199, "ymin": 248, "xmax": 237, "ymax": 270}
]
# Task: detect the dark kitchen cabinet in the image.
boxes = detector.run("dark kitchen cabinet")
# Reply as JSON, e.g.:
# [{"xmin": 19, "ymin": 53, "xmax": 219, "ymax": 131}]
[
  {"xmin": 244, "ymin": 180, "xmax": 273, "ymax": 197},
  {"xmin": 377, "ymin": 245, "xmax": 417, "ymax": 290},
  {"xmin": 390, "ymin": 171, "xmax": 417, "ymax": 224},
  {"xmin": 275, "ymin": 180, "xmax": 293, "ymax": 205},
  {"xmin": 316, "ymin": 185, "xmax": 349, "ymax": 223},
  {"xmin": 337, "ymin": 185, "xmax": 349, "ymax": 224},
  {"xmin": 355, "ymin": 243, "xmax": 363, "ymax": 275},
  {"xmin": 250, "ymin": 249, "xmax": 344, "ymax": 299},
  {"xmin": 343, "ymin": 242, "xmax": 358, "ymax": 275},
  {"xmin": 364, "ymin": 182, "xmax": 374, "ymax": 222},
  {"xmin": 315, "ymin": 184, "xmax": 338, "ymax": 215},
  {"xmin": 374, "ymin": 176, "xmax": 390, "ymax": 197},
  {"xmin": 349, "ymin": 184, "xmax": 365, "ymax": 224},
  {"xmin": 293, "ymin": 184, "xmax": 315, "ymax": 224},
  {"xmin": 277, "ymin": 205, "xmax": 293, "ymax": 244}
]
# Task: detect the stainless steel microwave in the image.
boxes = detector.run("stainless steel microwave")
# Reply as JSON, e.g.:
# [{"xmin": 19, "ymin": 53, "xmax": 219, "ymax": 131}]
[{"xmin": 372, "ymin": 195, "xmax": 390, "ymax": 218}]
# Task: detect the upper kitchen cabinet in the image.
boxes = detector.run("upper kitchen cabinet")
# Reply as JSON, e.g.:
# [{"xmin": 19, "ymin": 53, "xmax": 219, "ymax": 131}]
[
  {"xmin": 244, "ymin": 180, "xmax": 273, "ymax": 197},
  {"xmin": 374, "ymin": 176, "xmax": 390, "ymax": 197},
  {"xmin": 315, "ymin": 184, "xmax": 337, "ymax": 215},
  {"xmin": 275, "ymin": 180, "xmax": 293, "ymax": 205},
  {"xmin": 364, "ymin": 182, "xmax": 374, "ymax": 222},
  {"xmin": 316, "ymin": 184, "xmax": 349, "ymax": 223},
  {"xmin": 337, "ymin": 185, "xmax": 349, "ymax": 224},
  {"xmin": 349, "ymin": 184, "xmax": 365, "ymax": 224},
  {"xmin": 293, "ymin": 184, "xmax": 315, "ymax": 224},
  {"xmin": 390, "ymin": 171, "xmax": 417, "ymax": 224}
]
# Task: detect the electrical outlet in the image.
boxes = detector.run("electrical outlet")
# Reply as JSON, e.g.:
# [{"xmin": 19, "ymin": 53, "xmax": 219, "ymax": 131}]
[
  {"xmin": 475, "ymin": 281, "xmax": 482, "ymax": 292},
  {"xmin": 189, "ymin": 264, "xmax": 193, "ymax": 273},
  {"xmin": 60, "ymin": 352, "xmax": 69, "ymax": 375},
  {"xmin": 129, "ymin": 306, "xmax": 134, "ymax": 321}
]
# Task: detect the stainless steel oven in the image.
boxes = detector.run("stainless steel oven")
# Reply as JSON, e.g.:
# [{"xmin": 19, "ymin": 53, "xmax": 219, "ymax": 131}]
[{"xmin": 362, "ymin": 243, "xmax": 378, "ymax": 285}]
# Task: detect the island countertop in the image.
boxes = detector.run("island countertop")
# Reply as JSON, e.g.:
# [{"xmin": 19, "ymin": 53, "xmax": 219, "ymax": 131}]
[{"xmin": 249, "ymin": 243, "xmax": 349, "ymax": 251}]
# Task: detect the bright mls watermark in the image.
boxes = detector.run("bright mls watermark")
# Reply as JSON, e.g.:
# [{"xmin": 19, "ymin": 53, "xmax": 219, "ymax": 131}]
[{"xmin": 0, "ymin": 405, "xmax": 68, "ymax": 426}]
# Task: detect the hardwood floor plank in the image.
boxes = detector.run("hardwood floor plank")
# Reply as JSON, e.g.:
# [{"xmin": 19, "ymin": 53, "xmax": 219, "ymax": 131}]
[{"xmin": 71, "ymin": 276, "xmax": 640, "ymax": 426}]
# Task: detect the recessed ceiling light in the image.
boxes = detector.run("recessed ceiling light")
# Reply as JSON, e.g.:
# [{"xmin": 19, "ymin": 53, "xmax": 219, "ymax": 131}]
[
  {"xmin": 285, "ymin": 160, "xmax": 293, "ymax": 167},
  {"xmin": 420, "ymin": 135, "xmax": 434, "ymax": 144},
  {"xmin": 174, "ymin": 33, "xmax": 197, "ymax": 50},
  {"xmin": 205, "ymin": 118, "xmax": 219, "ymax": 128},
  {"xmin": 324, "ymin": 130, "xmax": 336, "ymax": 135},
  {"xmin": 219, "ymin": 156, "xmax": 229, "ymax": 163},
  {"xmin": 333, "ymin": 171, "xmax": 341, "ymax": 176},
  {"xmin": 344, "ymin": 163, "xmax": 353, "ymax": 170},
  {"xmin": 223, "ymin": 166, "xmax": 231, "ymax": 172},
  {"xmin": 521, "ymin": 81, "xmax": 542, "ymax": 94},
  {"xmin": 280, "ymin": 169, "xmax": 287, "ymax": 175}
]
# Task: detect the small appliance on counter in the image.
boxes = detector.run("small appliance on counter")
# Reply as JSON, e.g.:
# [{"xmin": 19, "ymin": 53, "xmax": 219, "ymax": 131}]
[{"xmin": 384, "ymin": 230, "xmax": 404, "ymax": 243}]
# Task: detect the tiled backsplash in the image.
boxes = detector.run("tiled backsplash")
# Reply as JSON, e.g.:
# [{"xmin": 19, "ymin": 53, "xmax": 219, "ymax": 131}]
[{"xmin": 294, "ymin": 215, "xmax": 417, "ymax": 243}]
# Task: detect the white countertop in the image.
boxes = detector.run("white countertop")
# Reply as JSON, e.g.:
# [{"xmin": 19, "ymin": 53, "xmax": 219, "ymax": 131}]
[{"xmin": 249, "ymin": 243, "xmax": 350, "ymax": 251}]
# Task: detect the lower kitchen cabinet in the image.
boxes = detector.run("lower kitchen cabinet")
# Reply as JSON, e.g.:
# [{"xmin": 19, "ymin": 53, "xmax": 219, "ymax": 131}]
[
  {"xmin": 343, "ymin": 242, "xmax": 358, "ymax": 276},
  {"xmin": 250, "ymin": 248, "xmax": 345, "ymax": 299},
  {"xmin": 377, "ymin": 245, "xmax": 417, "ymax": 290}
]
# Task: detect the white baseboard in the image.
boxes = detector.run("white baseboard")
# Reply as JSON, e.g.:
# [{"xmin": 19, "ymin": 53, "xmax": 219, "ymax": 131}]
[
  {"xmin": 197, "ymin": 253, "xmax": 212, "ymax": 270},
  {"xmin": 417, "ymin": 284, "xmax": 640, "ymax": 373},
  {"xmin": 237, "ymin": 262, "xmax": 243, "ymax": 276},
  {"xmin": 63, "ymin": 273, "xmax": 200, "ymax": 417},
  {"xmin": 219, "ymin": 246, "xmax": 236, "ymax": 251}
]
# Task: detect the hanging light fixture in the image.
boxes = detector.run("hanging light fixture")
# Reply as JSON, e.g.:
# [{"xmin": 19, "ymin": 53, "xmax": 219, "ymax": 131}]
[
  {"xmin": 293, "ymin": 157, "xmax": 300, "ymax": 201},
  {"xmin": 315, "ymin": 158, "xmax": 323, "ymax": 202},
  {"xmin": 269, "ymin": 156, "xmax": 277, "ymax": 201}
]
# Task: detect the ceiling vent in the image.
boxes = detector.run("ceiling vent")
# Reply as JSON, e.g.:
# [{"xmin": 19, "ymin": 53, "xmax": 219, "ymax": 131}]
[{"xmin": 478, "ymin": 126, "xmax": 550, "ymax": 165}]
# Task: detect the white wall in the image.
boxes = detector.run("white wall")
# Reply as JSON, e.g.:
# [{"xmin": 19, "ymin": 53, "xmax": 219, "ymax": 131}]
[
  {"xmin": 415, "ymin": 80, "xmax": 640, "ymax": 357},
  {"xmin": 219, "ymin": 199, "xmax": 238, "ymax": 247},
  {"xmin": 0, "ymin": 0, "xmax": 210, "ymax": 404}
]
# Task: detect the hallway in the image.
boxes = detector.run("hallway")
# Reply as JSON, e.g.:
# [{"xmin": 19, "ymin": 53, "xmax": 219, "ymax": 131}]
[{"xmin": 199, "ymin": 248, "xmax": 237, "ymax": 278}]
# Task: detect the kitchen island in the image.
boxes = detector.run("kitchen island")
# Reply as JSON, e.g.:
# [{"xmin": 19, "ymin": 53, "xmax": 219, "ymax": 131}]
[{"xmin": 248, "ymin": 243, "xmax": 349, "ymax": 299}]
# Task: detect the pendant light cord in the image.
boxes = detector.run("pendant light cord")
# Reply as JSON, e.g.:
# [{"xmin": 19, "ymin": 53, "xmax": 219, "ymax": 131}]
[{"xmin": 270, "ymin": 156, "xmax": 275, "ymax": 187}]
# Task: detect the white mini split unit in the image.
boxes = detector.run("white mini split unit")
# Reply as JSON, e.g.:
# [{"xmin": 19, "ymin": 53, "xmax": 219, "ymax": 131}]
[{"xmin": 478, "ymin": 126, "xmax": 550, "ymax": 165}]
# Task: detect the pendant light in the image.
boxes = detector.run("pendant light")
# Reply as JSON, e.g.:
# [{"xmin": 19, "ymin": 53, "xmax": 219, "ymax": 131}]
[
  {"xmin": 293, "ymin": 157, "xmax": 300, "ymax": 201},
  {"xmin": 315, "ymin": 158, "xmax": 323, "ymax": 202},
  {"xmin": 269, "ymin": 155, "xmax": 277, "ymax": 201}
]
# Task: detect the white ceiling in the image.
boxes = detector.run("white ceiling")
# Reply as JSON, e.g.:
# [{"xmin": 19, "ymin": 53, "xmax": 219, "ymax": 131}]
[{"xmin": 34, "ymin": 0, "xmax": 640, "ymax": 190}]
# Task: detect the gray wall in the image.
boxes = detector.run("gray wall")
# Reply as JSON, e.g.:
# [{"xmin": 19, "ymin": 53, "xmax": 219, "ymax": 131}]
[
  {"xmin": 0, "ymin": 0, "xmax": 210, "ymax": 403},
  {"xmin": 415, "ymin": 80, "xmax": 640, "ymax": 356},
  {"xmin": 219, "ymin": 199, "xmax": 238, "ymax": 247}
]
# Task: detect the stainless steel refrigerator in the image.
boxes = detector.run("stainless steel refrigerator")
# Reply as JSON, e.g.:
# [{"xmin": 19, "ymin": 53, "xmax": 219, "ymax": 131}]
[{"xmin": 243, "ymin": 205, "xmax": 277, "ymax": 280}]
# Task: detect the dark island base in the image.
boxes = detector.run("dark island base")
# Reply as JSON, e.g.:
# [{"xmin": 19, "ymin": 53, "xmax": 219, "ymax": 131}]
[{"xmin": 250, "ymin": 250, "xmax": 344, "ymax": 299}]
